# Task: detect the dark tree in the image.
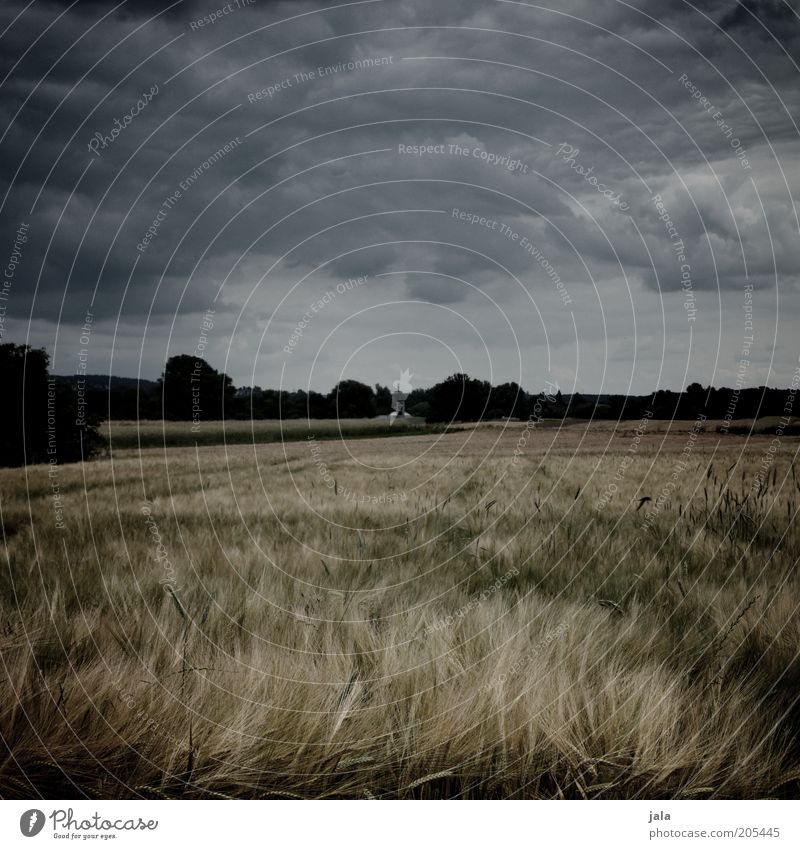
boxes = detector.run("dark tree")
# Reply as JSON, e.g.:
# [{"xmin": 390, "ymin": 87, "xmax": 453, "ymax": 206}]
[
  {"xmin": 281, "ymin": 389, "xmax": 306, "ymax": 419},
  {"xmin": 649, "ymin": 389, "xmax": 679, "ymax": 419},
  {"xmin": 158, "ymin": 355, "xmax": 234, "ymax": 421},
  {"xmin": 408, "ymin": 401, "xmax": 432, "ymax": 420},
  {"xmin": 490, "ymin": 382, "xmax": 529, "ymax": 418},
  {"xmin": 374, "ymin": 383, "xmax": 392, "ymax": 415},
  {"xmin": 428, "ymin": 373, "xmax": 492, "ymax": 422},
  {"xmin": 678, "ymin": 381, "xmax": 707, "ymax": 417},
  {"xmin": 328, "ymin": 380, "xmax": 376, "ymax": 418},
  {"xmin": 606, "ymin": 395, "xmax": 629, "ymax": 418},
  {"xmin": 0, "ymin": 343, "xmax": 105, "ymax": 467},
  {"xmin": 1, "ymin": 343, "xmax": 48, "ymax": 466},
  {"xmin": 566, "ymin": 392, "xmax": 593, "ymax": 417},
  {"xmin": 307, "ymin": 390, "xmax": 333, "ymax": 418},
  {"xmin": 532, "ymin": 389, "xmax": 563, "ymax": 418},
  {"xmin": 405, "ymin": 386, "xmax": 431, "ymax": 409}
]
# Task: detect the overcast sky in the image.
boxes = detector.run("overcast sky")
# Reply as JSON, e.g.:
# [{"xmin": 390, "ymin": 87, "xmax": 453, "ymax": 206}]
[{"xmin": 1, "ymin": 0, "xmax": 798, "ymax": 395}]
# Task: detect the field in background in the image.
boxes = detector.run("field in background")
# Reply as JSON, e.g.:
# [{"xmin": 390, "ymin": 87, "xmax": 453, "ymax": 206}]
[
  {"xmin": 102, "ymin": 417, "xmax": 431, "ymax": 449},
  {"xmin": 1, "ymin": 422, "xmax": 799, "ymax": 798},
  {"xmin": 100, "ymin": 415, "xmax": 800, "ymax": 451}
]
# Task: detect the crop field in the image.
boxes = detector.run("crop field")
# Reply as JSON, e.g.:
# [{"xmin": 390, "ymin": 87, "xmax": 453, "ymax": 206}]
[
  {"xmin": 1, "ymin": 420, "xmax": 799, "ymax": 799},
  {"xmin": 101, "ymin": 417, "xmax": 431, "ymax": 449}
]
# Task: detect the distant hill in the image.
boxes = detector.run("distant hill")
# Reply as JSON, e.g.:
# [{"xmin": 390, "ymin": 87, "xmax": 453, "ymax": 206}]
[
  {"xmin": 52, "ymin": 374, "xmax": 157, "ymax": 392},
  {"xmin": 51, "ymin": 374, "xmax": 158, "ymax": 420},
  {"xmin": 563, "ymin": 393, "xmax": 613, "ymax": 404}
]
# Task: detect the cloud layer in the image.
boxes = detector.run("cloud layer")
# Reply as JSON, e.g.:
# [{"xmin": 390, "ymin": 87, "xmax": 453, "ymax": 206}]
[{"xmin": 1, "ymin": 0, "xmax": 798, "ymax": 394}]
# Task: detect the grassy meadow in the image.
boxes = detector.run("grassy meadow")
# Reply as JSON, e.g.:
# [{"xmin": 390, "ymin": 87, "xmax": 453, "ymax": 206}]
[{"xmin": 1, "ymin": 420, "xmax": 799, "ymax": 799}]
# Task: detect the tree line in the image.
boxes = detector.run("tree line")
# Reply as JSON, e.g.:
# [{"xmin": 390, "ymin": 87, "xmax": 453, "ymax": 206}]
[{"xmin": 2, "ymin": 342, "xmax": 797, "ymax": 467}]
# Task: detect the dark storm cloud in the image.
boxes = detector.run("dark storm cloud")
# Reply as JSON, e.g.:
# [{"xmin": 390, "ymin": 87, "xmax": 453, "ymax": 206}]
[
  {"xmin": 720, "ymin": 0, "xmax": 799, "ymax": 34},
  {"xmin": 1, "ymin": 0, "xmax": 798, "ymax": 391},
  {"xmin": 40, "ymin": 0, "xmax": 194, "ymax": 12}
]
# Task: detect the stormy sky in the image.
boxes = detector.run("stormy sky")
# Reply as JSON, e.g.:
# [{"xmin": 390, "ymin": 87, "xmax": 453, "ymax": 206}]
[{"xmin": 1, "ymin": 0, "xmax": 798, "ymax": 395}]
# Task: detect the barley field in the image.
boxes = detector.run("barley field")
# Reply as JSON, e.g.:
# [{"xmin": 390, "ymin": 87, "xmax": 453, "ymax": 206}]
[
  {"xmin": 1, "ymin": 420, "xmax": 799, "ymax": 799},
  {"xmin": 101, "ymin": 417, "xmax": 430, "ymax": 449}
]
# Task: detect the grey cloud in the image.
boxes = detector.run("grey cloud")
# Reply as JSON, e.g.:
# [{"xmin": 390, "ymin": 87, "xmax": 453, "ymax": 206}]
[{"xmin": 1, "ymin": 0, "xmax": 798, "ymax": 393}]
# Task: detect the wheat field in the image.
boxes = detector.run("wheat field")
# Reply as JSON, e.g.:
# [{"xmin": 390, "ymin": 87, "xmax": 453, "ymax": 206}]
[
  {"xmin": 1, "ymin": 421, "xmax": 799, "ymax": 799},
  {"xmin": 101, "ymin": 417, "xmax": 431, "ymax": 449}
]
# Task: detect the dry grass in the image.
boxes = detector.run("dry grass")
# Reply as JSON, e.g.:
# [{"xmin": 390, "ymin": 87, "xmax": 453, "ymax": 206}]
[{"xmin": 1, "ymin": 422, "xmax": 799, "ymax": 799}]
